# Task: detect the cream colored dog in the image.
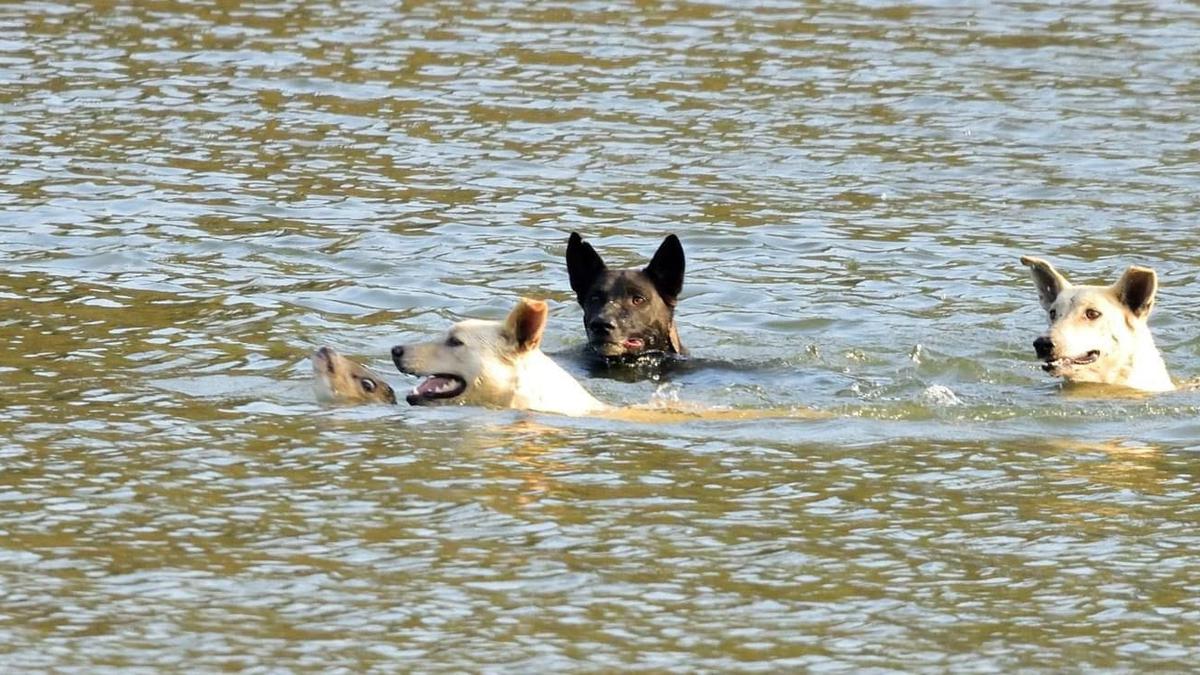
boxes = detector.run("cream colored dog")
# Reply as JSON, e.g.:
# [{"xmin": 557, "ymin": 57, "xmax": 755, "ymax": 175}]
[
  {"xmin": 391, "ymin": 298, "xmax": 822, "ymax": 422},
  {"xmin": 1020, "ymin": 256, "xmax": 1174, "ymax": 392},
  {"xmin": 391, "ymin": 298, "xmax": 608, "ymax": 416}
]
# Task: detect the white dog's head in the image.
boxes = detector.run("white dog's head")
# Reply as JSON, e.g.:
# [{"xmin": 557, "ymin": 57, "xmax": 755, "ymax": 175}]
[
  {"xmin": 1020, "ymin": 256, "xmax": 1159, "ymax": 385},
  {"xmin": 391, "ymin": 298, "xmax": 548, "ymax": 407}
]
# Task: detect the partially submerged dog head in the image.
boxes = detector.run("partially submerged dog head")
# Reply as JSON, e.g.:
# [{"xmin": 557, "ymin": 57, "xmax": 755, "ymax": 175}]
[
  {"xmin": 566, "ymin": 232, "xmax": 685, "ymax": 360},
  {"xmin": 1020, "ymin": 256, "xmax": 1159, "ymax": 386},
  {"xmin": 312, "ymin": 346, "xmax": 397, "ymax": 405},
  {"xmin": 391, "ymin": 298, "xmax": 548, "ymax": 407}
]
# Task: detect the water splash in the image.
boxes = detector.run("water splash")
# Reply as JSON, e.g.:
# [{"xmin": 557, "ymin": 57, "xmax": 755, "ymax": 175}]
[{"xmin": 920, "ymin": 384, "xmax": 963, "ymax": 407}]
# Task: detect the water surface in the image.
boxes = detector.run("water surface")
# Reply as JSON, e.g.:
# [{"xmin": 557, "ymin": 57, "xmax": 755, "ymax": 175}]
[{"xmin": 3, "ymin": 0, "xmax": 1200, "ymax": 670}]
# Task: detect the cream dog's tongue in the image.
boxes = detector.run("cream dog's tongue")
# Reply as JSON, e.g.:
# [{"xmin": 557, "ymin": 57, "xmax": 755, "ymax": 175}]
[{"xmin": 414, "ymin": 376, "xmax": 458, "ymax": 396}]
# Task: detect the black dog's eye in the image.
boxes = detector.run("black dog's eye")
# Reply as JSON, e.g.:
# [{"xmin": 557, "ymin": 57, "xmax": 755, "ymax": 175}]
[
  {"xmin": 631, "ymin": 294, "xmax": 646, "ymax": 306},
  {"xmin": 589, "ymin": 292, "xmax": 604, "ymax": 304},
  {"xmin": 1049, "ymin": 309, "xmax": 1057, "ymax": 320},
  {"xmin": 361, "ymin": 378, "xmax": 376, "ymax": 392},
  {"xmin": 1085, "ymin": 308, "xmax": 1101, "ymax": 320},
  {"xmin": 446, "ymin": 336, "xmax": 464, "ymax": 347}
]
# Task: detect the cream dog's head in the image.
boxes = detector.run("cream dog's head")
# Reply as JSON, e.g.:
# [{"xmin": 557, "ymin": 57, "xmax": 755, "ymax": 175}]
[
  {"xmin": 1020, "ymin": 256, "xmax": 1160, "ymax": 387},
  {"xmin": 391, "ymin": 298, "xmax": 548, "ymax": 407}
]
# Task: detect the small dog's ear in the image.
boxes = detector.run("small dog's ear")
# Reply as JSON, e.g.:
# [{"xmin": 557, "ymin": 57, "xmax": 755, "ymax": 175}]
[
  {"xmin": 644, "ymin": 234, "xmax": 685, "ymax": 305},
  {"xmin": 1113, "ymin": 265, "xmax": 1158, "ymax": 318},
  {"xmin": 1020, "ymin": 256, "xmax": 1070, "ymax": 311},
  {"xmin": 566, "ymin": 232, "xmax": 606, "ymax": 303},
  {"xmin": 504, "ymin": 298, "xmax": 548, "ymax": 352}
]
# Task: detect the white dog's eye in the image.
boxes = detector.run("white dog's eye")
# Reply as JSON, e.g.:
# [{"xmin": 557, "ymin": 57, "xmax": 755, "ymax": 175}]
[
  {"xmin": 1085, "ymin": 308, "xmax": 1101, "ymax": 320},
  {"xmin": 446, "ymin": 336, "xmax": 464, "ymax": 347},
  {"xmin": 1049, "ymin": 309, "xmax": 1058, "ymax": 320},
  {"xmin": 361, "ymin": 378, "xmax": 376, "ymax": 392}
]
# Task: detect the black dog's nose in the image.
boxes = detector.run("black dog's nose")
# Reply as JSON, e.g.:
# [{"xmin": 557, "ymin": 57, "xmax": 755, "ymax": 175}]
[
  {"xmin": 391, "ymin": 345, "xmax": 405, "ymax": 362},
  {"xmin": 1033, "ymin": 336, "xmax": 1054, "ymax": 359},
  {"xmin": 588, "ymin": 318, "xmax": 616, "ymax": 336}
]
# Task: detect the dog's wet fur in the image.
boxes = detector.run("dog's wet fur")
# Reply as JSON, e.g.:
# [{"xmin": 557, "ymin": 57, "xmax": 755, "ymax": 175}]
[
  {"xmin": 1020, "ymin": 256, "xmax": 1174, "ymax": 393},
  {"xmin": 566, "ymin": 232, "xmax": 686, "ymax": 368}
]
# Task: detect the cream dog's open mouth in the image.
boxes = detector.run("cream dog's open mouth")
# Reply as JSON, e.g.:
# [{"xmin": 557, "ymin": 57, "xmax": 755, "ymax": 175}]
[
  {"xmin": 406, "ymin": 374, "xmax": 467, "ymax": 405},
  {"xmin": 1042, "ymin": 350, "xmax": 1100, "ymax": 372}
]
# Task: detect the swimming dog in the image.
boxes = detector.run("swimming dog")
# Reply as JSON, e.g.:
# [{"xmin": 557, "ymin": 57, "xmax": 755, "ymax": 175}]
[
  {"xmin": 1020, "ymin": 256, "xmax": 1174, "ymax": 392},
  {"xmin": 565, "ymin": 232, "xmax": 686, "ymax": 362},
  {"xmin": 391, "ymin": 297, "xmax": 822, "ymax": 421},
  {"xmin": 312, "ymin": 346, "xmax": 398, "ymax": 404},
  {"xmin": 392, "ymin": 298, "xmax": 608, "ymax": 416}
]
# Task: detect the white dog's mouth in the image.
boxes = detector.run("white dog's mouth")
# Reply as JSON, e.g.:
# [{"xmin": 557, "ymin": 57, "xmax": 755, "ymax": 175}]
[
  {"xmin": 1042, "ymin": 350, "xmax": 1100, "ymax": 372},
  {"xmin": 406, "ymin": 374, "xmax": 467, "ymax": 405}
]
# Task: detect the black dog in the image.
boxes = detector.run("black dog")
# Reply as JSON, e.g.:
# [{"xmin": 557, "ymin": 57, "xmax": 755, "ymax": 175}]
[{"xmin": 565, "ymin": 232, "xmax": 686, "ymax": 363}]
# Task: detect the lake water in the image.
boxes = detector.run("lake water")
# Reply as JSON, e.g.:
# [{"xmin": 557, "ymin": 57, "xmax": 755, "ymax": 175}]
[{"xmin": 2, "ymin": 0, "xmax": 1200, "ymax": 670}]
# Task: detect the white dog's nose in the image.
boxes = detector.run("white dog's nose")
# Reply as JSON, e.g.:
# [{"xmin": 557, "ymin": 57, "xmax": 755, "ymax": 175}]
[{"xmin": 1033, "ymin": 336, "xmax": 1054, "ymax": 359}]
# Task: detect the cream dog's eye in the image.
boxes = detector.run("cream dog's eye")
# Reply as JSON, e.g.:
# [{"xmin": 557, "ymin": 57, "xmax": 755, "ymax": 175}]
[
  {"xmin": 1085, "ymin": 308, "xmax": 1101, "ymax": 320},
  {"xmin": 446, "ymin": 336, "xmax": 464, "ymax": 347},
  {"xmin": 1049, "ymin": 309, "xmax": 1057, "ymax": 320},
  {"xmin": 361, "ymin": 378, "xmax": 376, "ymax": 392}
]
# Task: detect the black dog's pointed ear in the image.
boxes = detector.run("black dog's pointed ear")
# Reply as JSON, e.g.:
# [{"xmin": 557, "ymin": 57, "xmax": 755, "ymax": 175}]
[
  {"xmin": 644, "ymin": 234, "xmax": 685, "ymax": 305},
  {"xmin": 566, "ymin": 232, "xmax": 605, "ymax": 302}
]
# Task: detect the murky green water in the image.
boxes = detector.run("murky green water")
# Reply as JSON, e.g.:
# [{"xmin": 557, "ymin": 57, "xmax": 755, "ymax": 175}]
[{"xmin": 3, "ymin": 0, "xmax": 1200, "ymax": 669}]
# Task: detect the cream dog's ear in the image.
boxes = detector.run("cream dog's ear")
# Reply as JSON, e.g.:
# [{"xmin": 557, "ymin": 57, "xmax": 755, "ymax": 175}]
[
  {"xmin": 1112, "ymin": 265, "xmax": 1157, "ymax": 318},
  {"xmin": 1020, "ymin": 256, "xmax": 1071, "ymax": 311},
  {"xmin": 503, "ymin": 298, "xmax": 548, "ymax": 352}
]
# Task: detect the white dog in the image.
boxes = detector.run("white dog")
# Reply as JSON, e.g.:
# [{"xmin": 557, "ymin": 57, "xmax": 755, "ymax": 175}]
[
  {"xmin": 1020, "ymin": 256, "xmax": 1174, "ymax": 392},
  {"xmin": 391, "ymin": 297, "xmax": 825, "ymax": 421},
  {"xmin": 391, "ymin": 298, "xmax": 609, "ymax": 416}
]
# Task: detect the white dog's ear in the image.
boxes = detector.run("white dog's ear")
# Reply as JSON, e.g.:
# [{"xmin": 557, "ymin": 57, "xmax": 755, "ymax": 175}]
[
  {"xmin": 504, "ymin": 298, "xmax": 548, "ymax": 352},
  {"xmin": 1113, "ymin": 265, "xmax": 1157, "ymax": 318},
  {"xmin": 1020, "ymin": 256, "xmax": 1070, "ymax": 310}
]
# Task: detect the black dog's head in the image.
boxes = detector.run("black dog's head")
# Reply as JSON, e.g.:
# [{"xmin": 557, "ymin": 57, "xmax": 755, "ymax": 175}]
[{"xmin": 566, "ymin": 232, "xmax": 686, "ymax": 361}]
